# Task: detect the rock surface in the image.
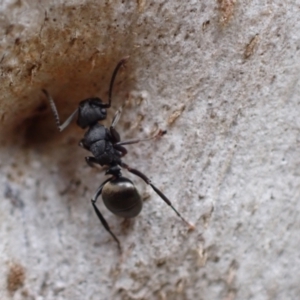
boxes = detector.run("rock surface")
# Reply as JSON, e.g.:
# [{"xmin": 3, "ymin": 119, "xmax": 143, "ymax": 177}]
[{"xmin": 1, "ymin": 1, "xmax": 300, "ymax": 299}]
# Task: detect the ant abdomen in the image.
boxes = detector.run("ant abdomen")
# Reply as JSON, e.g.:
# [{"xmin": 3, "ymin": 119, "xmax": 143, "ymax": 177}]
[{"xmin": 102, "ymin": 177, "xmax": 142, "ymax": 218}]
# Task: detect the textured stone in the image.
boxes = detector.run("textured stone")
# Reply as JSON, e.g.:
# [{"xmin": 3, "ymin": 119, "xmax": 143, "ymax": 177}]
[{"xmin": 1, "ymin": 1, "xmax": 300, "ymax": 299}]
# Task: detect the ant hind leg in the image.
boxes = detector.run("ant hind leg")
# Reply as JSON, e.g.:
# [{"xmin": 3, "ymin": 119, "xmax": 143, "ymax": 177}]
[
  {"xmin": 120, "ymin": 162, "xmax": 194, "ymax": 230},
  {"xmin": 91, "ymin": 178, "xmax": 121, "ymax": 250}
]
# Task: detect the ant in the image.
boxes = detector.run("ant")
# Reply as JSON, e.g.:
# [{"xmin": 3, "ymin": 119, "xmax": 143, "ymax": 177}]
[{"xmin": 43, "ymin": 58, "xmax": 194, "ymax": 250}]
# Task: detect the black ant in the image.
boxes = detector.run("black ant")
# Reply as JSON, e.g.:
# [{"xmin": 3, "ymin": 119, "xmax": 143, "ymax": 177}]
[{"xmin": 43, "ymin": 58, "xmax": 194, "ymax": 250}]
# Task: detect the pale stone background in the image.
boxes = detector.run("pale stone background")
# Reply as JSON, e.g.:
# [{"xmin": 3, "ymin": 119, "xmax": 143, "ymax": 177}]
[{"xmin": 1, "ymin": 1, "xmax": 300, "ymax": 299}]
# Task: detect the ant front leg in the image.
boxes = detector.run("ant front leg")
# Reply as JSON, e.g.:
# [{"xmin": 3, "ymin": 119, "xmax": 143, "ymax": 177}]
[
  {"xmin": 111, "ymin": 103, "xmax": 124, "ymax": 130},
  {"xmin": 78, "ymin": 140, "xmax": 100, "ymax": 167},
  {"xmin": 91, "ymin": 178, "xmax": 121, "ymax": 250},
  {"xmin": 115, "ymin": 129, "xmax": 167, "ymax": 147},
  {"xmin": 121, "ymin": 162, "xmax": 195, "ymax": 230},
  {"xmin": 110, "ymin": 104, "xmax": 125, "ymax": 143},
  {"xmin": 85, "ymin": 156, "xmax": 100, "ymax": 168},
  {"xmin": 42, "ymin": 89, "xmax": 78, "ymax": 132}
]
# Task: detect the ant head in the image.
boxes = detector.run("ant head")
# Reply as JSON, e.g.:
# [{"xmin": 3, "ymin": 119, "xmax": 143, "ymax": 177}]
[{"xmin": 77, "ymin": 98, "xmax": 108, "ymax": 129}]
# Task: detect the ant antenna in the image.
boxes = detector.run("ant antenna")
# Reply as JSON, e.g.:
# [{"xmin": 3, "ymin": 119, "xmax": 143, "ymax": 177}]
[
  {"xmin": 42, "ymin": 89, "xmax": 78, "ymax": 132},
  {"xmin": 106, "ymin": 57, "xmax": 129, "ymax": 108}
]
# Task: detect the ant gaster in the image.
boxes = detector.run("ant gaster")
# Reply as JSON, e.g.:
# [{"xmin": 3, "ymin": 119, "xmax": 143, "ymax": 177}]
[{"xmin": 43, "ymin": 58, "xmax": 194, "ymax": 250}]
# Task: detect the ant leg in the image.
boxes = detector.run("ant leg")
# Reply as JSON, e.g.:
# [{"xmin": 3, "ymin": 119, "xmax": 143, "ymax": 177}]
[
  {"xmin": 42, "ymin": 89, "xmax": 78, "ymax": 132},
  {"xmin": 79, "ymin": 140, "xmax": 89, "ymax": 151},
  {"xmin": 121, "ymin": 162, "xmax": 194, "ymax": 230},
  {"xmin": 115, "ymin": 130, "xmax": 166, "ymax": 147},
  {"xmin": 114, "ymin": 145, "xmax": 128, "ymax": 157},
  {"xmin": 109, "ymin": 104, "xmax": 125, "ymax": 143},
  {"xmin": 85, "ymin": 156, "xmax": 99, "ymax": 168},
  {"xmin": 111, "ymin": 103, "xmax": 124, "ymax": 129},
  {"xmin": 91, "ymin": 178, "xmax": 121, "ymax": 250}
]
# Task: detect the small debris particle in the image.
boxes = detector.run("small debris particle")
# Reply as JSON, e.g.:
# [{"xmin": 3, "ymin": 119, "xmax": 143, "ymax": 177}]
[
  {"xmin": 137, "ymin": 0, "xmax": 146, "ymax": 13},
  {"xmin": 155, "ymin": 258, "xmax": 166, "ymax": 267},
  {"xmin": 218, "ymin": 0, "xmax": 236, "ymax": 26},
  {"xmin": 226, "ymin": 260, "xmax": 239, "ymax": 285},
  {"xmin": 168, "ymin": 105, "xmax": 186, "ymax": 125},
  {"xmin": 197, "ymin": 243, "xmax": 207, "ymax": 267},
  {"xmin": 176, "ymin": 278, "xmax": 186, "ymax": 293},
  {"xmin": 7, "ymin": 263, "xmax": 25, "ymax": 293},
  {"xmin": 202, "ymin": 20, "xmax": 210, "ymax": 31},
  {"xmin": 244, "ymin": 34, "xmax": 259, "ymax": 59}
]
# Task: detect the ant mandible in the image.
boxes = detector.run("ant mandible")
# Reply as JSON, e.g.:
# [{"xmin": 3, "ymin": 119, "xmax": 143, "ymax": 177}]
[{"xmin": 43, "ymin": 58, "xmax": 194, "ymax": 250}]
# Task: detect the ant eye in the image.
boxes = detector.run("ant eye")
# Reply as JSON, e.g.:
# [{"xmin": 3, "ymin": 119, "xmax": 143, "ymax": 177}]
[{"xmin": 101, "ymin": 108, "xmax": 107, "ymax": 115}]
